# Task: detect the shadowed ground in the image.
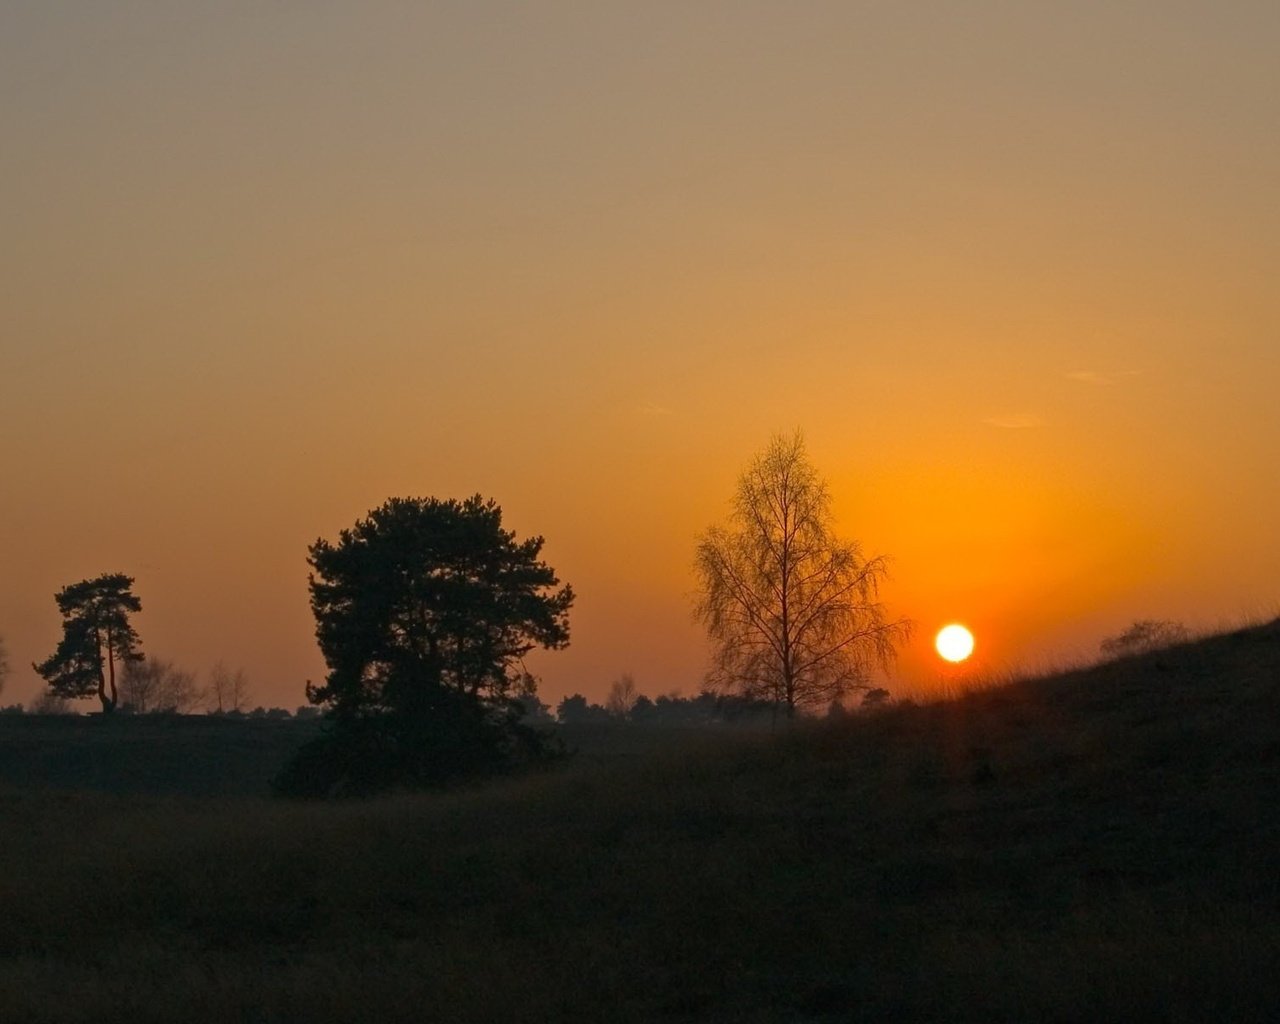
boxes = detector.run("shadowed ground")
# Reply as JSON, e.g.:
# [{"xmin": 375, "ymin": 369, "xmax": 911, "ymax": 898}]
[
  {"xmin": 0, "ymin": 714, "xmax": 322, "ymax": 797},
  {"xmin": 0, "ymin": 621, "xmax": 1277, "ymax": 1021}
]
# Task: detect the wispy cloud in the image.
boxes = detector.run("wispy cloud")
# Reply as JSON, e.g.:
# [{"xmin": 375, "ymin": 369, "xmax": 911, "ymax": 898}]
[
  {"xmin": 1066, "ymin": 369, "xmax": 1142, "ymax": 385},
  {"xmin": 638, "ymin": 402, "xmax": 674, "ymax": 417},
  {"xmin": 984, "ymin": 414, "xmax": 1044, "ymax": 429}
]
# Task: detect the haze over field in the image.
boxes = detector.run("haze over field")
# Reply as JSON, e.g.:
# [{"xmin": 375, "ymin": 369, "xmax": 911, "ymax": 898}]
[{"xmin": 3, "ymin": 3, "xmax": 1279, "ymax": 709}]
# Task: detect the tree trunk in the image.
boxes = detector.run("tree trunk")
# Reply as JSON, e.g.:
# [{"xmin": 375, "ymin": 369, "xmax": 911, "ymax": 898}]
[{"xmin": 101, "ymin": 640, "xmax": 118, "ymax": 714}]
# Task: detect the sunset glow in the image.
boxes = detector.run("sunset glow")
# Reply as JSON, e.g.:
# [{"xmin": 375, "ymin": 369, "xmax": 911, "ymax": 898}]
[
  {"xmin": 2, "ymin": 5, "xmax": 1279, "ymax": 709},
  {"xmin": 935, "ymin": 625, "xmax": 976, "ymax": 664}
]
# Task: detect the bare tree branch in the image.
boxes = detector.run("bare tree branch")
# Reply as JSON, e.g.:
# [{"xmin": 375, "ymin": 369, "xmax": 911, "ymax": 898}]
[{"xmin": 694, "ymin": 432, "xmax": 911, "ymax": 717}]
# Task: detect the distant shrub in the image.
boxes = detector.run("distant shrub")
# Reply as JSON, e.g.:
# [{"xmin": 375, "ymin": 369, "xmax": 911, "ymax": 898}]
[
  {"xmin": 247, "ymin": 707, "xmax": 293, "ymax": 720},
  {"xmin": 556, "ymin": 694, "xmax": 610, "ymax": 725},
  {"xmin": 557, "ymin": 688, "xmax": 781, "ymax": 727},
  {"xmin": 1100, "ymin": 620, "xmax": 1191, "ymax": 658},
  {"xmin": 275, "ymin": 698, "xmax": 563, "ymax": 798},
  {"xmin": 29, "ymin": 692, "xmax": 74, "ymax": 715},
  {"xmin": 629, "ymin": 694, "xmax": 656, "ymax": 723}
]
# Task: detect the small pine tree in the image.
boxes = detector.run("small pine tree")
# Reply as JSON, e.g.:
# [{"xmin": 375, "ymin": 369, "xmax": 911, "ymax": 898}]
[{"xmin": 33, "ymin": 574, "xmax": 143, "ymax": 714}]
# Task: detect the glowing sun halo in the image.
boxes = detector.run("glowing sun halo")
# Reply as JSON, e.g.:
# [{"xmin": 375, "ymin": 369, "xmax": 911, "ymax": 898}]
[{"xmin": 935, "ymin": 624, "xmax": 975, "ymax": 663}]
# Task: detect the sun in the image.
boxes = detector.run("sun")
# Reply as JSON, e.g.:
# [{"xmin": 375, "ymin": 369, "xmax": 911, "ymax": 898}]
[{"xmin": 935, "ymin": 624, "xmax": 975, "ymax": 663}]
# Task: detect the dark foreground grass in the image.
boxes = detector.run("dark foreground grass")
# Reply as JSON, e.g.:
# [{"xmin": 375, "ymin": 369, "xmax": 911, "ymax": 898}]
[
  {"xmin": 1, "ymin": 622, "xmax": 1279, "ymax": 1021},
  {"xmin": 0, "ymin": 714, "xmax": 322, "ymax": 797}
]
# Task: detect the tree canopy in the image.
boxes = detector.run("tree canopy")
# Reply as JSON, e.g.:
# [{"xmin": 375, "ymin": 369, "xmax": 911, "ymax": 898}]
[
  {"xmin": 695, "ymin": 432, "xmax": 909, "ymax": 718},
  {"xmin": 279, "ymin": 495, "xmax": 573, "ymax": 796},
  {"xmin": 33, "ymin": 573, "xmax": 143, "ymax": 714}
]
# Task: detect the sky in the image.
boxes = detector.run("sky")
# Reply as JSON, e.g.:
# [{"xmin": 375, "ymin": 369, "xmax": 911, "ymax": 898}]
[{"xmin": 3, "ymin": 2, "xmax": 1279, "ymax": 710}]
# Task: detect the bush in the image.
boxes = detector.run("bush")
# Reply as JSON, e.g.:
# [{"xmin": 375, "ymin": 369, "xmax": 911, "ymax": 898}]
[
  {"xmin": 1101, "ymin": 620, "xmax": 1191, "ymax": 658},
  {"xmin": 274, "ymin": 695, "xmax": 564, "ymax": 798}
]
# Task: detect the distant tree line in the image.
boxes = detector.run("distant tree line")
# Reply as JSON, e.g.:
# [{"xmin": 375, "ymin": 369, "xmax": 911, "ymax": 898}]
[
  {"xmin": 550, "ymin": 683, "xmax": 784, "ymax": 726},
  {"xmin": 0, "ymin": 699, "xmax": 320, "ymax": 720},
  {"xmin": 547, "ymin": 677, "xmax": 894, "ymax": 726}
]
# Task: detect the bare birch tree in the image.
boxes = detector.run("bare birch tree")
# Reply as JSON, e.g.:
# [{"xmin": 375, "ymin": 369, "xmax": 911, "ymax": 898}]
[
  {"xmin": 605, "ymin": 673, "xmax": 639, "ymax": 719},
  {"xmin": 209, "ymin": 662, "xmax": 252, "ymax": 713},
  {"xmin": 695, "ymin": 432, "xmax": 910, "ymax": 718},
  {"xmin": 121, "ymin": 657, "xmax": 203, "ymax": 714}
]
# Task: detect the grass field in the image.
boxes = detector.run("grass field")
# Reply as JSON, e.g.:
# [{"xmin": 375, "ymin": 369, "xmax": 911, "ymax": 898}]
[
  {"xmin": 0, "ymin": 713, "xmax": 322, "ymax": 798},
  {"xmin": 1, "ymin": 622, "xmax": 1278, "ymax": 1021}
]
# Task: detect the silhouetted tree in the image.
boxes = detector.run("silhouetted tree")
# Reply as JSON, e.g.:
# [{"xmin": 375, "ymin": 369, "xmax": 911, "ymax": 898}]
[
  {"xmin": 715, "ymin": 692, "xmax": 778, "ymax": 722},
  {"xmin": 555, "ymin": 693, "xmax": 609, "ymax": 725},
  {"xmin": 1100, "ymin": 620, "xmax": 1190, "ymax": 658},
  {"xmin": 118, "ymin": 658, "xmax": 160, "ymax": 713},
  {"xmin": 511, "ymin": 671, "xmax": 555, "ymax": 724},
  {"xmin": 277, "ymin": 495, "xmax": 574, "ymax": 796},
  {"xmin": 605, "ymin": 673, "xmax": 639, "ymax": 719},
  {"xmin": 695, "ymin": 433, "xmax": 909, "ymax": 719},
  {"xmin": 0, "ymin": 633, "xmax": 8, "ymax": 696},
  {"xmin": 645, "ymin": 690, "xmax": 721, "ymax": 725},
  {"xmin": 120, "ymin": 657, "xmax": 203, "ymax": 714},
  {"xmin": 651, "ymin": 693, "xmax": 697, "ymax": 725},
  {"xmin": 33, "ymin": 573, "xmax": 143, "ymax": 714},
  {"xmin": 208, "ymin": 662, "xmax": 252, "ymax": 713},
  {"xmin": 629, "ymin": 694, "xmax": 655, "ymax": 723}
]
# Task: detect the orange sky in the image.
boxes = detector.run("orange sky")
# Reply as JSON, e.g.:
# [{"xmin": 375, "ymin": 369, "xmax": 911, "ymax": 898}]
[{"xmin": 3, "ymin": 4, "xmax": 1279, "ymax": 709}]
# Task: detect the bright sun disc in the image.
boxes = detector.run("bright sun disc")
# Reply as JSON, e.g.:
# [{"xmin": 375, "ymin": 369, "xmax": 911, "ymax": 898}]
[{"xmin": 935, "ymin": 624, "xmax": 975, "ymax": 663}]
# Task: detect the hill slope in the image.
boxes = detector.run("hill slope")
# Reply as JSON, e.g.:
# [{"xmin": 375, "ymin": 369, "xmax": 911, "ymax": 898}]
[{"xmin": 1, "ymin": 621, "xmax": 1277, "ymax": 1022}]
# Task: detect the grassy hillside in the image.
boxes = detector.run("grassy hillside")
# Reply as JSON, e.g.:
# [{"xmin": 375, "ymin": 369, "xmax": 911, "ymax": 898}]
[{"xmin": 1, "ymin": 621, "xmax": 1278, "ymax": 1021}]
